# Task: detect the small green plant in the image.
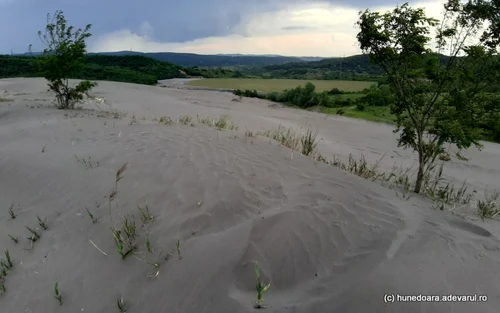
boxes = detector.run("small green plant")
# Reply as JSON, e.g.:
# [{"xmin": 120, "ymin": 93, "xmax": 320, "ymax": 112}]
[
  {"xmin": 176, "ymin": 239, "xmax": 182, "ymax": 260},
  {"xmin": 37, "ymin": 215, "xmax": 48, "ymax": 230},
  {"xmin": 54, "ymin": 281, "xmax": 63, "ymax": 305},
  {"xmin": 4, "ymin": 251, "xmax": 13, "ymax": 269},
  {"xmin": 8, "ymin": 235, "xmax": 19, "ymax": 244},
  {"xmin": 138, "ymin": 203, "xmax": 154, "ymax": 223},
  {"xmin": 112, "ymin": 229, "xmax": 135, "ymax": 260},
  {"xmin": 0, "ymin": 267, "xmax": 6, "ymax": 277},
  {"xmin": 86, "ymin": 207, "xmax": 99, "ymax": 223},
  {"xmin": 254, "ymin": 262, "xmax": 271, "ymax": 309},
  {"xmin": 146, "ymin": 233, "xmax": 153, "ymax": 254},
  {"xmin": 0, "ymin": 282, "xmax": 5, "ymax": 294},
  {"xmin": 117, "ymin": 297, "xmax": 127, "ymax": 312},
  {"xmin": 8, "ymin": 203, "xmax": 16, "ymax": 219},
  {"xmin": 26, "ymin": 226, "xmax": 40, "ymax": 242},
  {"xmin": 179, "ymin": 115, "xmax": 193, "ymax": 125},
  {"xmin": 122, "ymin": 215, "xmax": 136, "ymax": 239}
]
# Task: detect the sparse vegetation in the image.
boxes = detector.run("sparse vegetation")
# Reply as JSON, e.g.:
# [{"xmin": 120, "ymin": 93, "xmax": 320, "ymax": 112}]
[
  {"xmin": 8, "ymin": 235, "xmax": 19, "ymax": 244},
  {"xmin": 117, "ymin": 297, "xmax": 127, "ymax": 312},
  {"xmin": 122, "ymin": 215, "xmax": 137, "ymax": 240},
  {"xmin": 8, "ymin": 203, "xmax": 16, "ymax": 219},
  {"xmin": 54, "ymin": 281, "xmax": 63, "ymax": 305},
  {"xmin": 86, "ymin": 207, "xmax": 99, "ymax": 223},
  {"xmin": 179, "ymin": 115, "xmax": 193, "ymax": 125},
  {"xmin": 109, "ymin": 164, "xmax": 136, "ymax": 260},
  {"xmin": 138, "ymin": 203, "xmax": 155, "ymax": 224},
  {"xmin": 478, "ymin": 191, "xmax": 500, "ymax": 219},
  {"xmin": 37, "ymin": 215, "xmax": 48, "ymax": 230},
  {"xmin": 158, "ymin": 116, "xmax": 173, "ymax": 125},
  {"xmin": 26, "ymin": 226, "xmax": 40, "ymax": 242},
  {"xmin": 254, "ymin": 262, "xmax": 271, "ymax": 309},
  {"xmin": 4, "ymin": 251, "xmax": 13, "ymax": 269},
  {"xmin": 300, "ymin": 128, "xmax": 318, "ymax": 156}
]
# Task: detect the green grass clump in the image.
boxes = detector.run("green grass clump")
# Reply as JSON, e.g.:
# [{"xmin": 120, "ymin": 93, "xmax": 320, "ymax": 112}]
[
  {"xmin": 117, "ymin": 297, "xmax": 127, "ymax": 312},
  {"xmin": 54, "ymin": 282, "xmax": 63, "ymax": 305},
  {"xmin": 301, "ymin": 128, "xmax": 318, "ymax": 156},
  {"xmin": 158, "ymin": 116, "xmax": 173, "ymax": 125},
  {"xmin": 254, "ymin": 262, "xmax": 271, "ymax": 309},
  {"xmin": 178, "ymin": 115, "xmax": 193, "ymax": 125}
]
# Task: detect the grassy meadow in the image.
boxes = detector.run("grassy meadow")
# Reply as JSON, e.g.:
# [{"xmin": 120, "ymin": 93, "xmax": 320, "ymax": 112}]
[{"xmin": 187, "ymin": 78, "xmax": 375, "ymax": 93}]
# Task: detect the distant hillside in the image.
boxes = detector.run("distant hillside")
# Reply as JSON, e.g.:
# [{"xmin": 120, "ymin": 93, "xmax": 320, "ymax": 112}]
[
  {"xmin": 0, "ymin": 54, "xmax": 237, "ymax": 85},
  {"xmin": 88, "ymin": 51, "xmax": 306, "ymax": 67},
  {"xmin": 240, "ymin": 55, "xmax": 382, "ymax": 81}
]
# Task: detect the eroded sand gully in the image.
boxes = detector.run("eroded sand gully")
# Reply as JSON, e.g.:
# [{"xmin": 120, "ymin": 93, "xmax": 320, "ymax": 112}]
[{"xmin": 0, "ymin": 77, "xmax": 499, "ymax": 313}]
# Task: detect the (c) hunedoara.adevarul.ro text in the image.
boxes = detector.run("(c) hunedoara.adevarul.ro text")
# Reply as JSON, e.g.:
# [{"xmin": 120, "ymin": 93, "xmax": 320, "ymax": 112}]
[{"xmin": 383, "ymin": 293, "xmax": 488, "ymax": 303}]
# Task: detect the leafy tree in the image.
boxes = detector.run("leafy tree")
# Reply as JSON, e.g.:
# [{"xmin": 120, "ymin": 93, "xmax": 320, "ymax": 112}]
[
  {"xmin": 33, "ymin": 10, "xmax": 97, "ymax": 109},
  {"xmin": 356, "ymin": 1, "xmax": 500, "ymax": 193}
]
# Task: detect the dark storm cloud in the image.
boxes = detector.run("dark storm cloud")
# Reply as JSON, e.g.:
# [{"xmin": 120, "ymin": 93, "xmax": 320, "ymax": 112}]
[{"xmin": 0, "ymin": 0, "xmax": 403, "ymax": 53}]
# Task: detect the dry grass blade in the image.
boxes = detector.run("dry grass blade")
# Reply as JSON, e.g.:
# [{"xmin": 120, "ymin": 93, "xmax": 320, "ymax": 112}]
[{"xmin": 116, "ymin": 163, "xmax": 128, "ymax": 183}]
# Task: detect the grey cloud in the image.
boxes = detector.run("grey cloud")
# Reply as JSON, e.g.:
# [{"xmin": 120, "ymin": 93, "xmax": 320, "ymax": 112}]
[
  {"xmin": 281, "ymin": 25, "xmax": 316, "ymax": 31},
  {"xmin": 0, "ymin": 0, "xmax": 403, "ymax": 53}
]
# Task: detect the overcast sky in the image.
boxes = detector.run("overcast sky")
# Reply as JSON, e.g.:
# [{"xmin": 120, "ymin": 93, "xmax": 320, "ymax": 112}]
[{"xmin": 0, "ymin": 0, "xmax": 445, "ymax": 57}]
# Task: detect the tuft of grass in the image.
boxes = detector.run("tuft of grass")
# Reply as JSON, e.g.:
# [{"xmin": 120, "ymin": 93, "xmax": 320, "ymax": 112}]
[
  {"xmin": 179, "ymin": 115, "xmax": 193, "ymax": 125},
  {"xmin": 254, "ymin": 262, "xmax": 271, "ymax": 309},
  {"xmin": 300, "ymin": 128, "xmax": 318, "ymax": 157},
  {"xmin": 0, "ymin": 266, "xmax": 6, "ymax": 277},
  {"xmin": 86, "ymin": 207, "xmax": 99, "ymax": 224},
  {"xmin": 260, "ymin": 126, "xmax": 301, "ymax": 151},
  {"xmin": 4, "ymin": 251, "xmax": 13, "ymax": 269},
  {"xmin": 37, "ymin": 215, "xmax": 48, "ymax": 230},
  {"xmin": 158, "ymin": 116, "xmax": 173, "ymax": 125},
  {"xmin": 215, "ymin": 115, "xmax": 238, "ymax": 130},
  {"xmin": 138, "ymin": 203, "xmax": 155, "ymax": 224},
  {"xmin": 54, "ymin": 281, "xmax": 63, "ymax": 305},
  {"xmin": 117, "ymin": 297, "xmax": 127, "ymax": 312},
  {"xmin": 8, "ymin": 203, "xmax": 16, "ymax": 219},
  {"xmin": 112, "ymin": 228, "xmax": 135, "ymax": 260},
  {"xmin": 8, "ymin": 235, "xmax": 19, "ymax": 244},
  {"xmin": 122, "ymin": 215, "xmax": 137, "ymax": 239},
  {"xmin": 0, "ymin": 282, "xmax": 5, "ymax": 294},
  {"xmin": 478, "ymin": 190, "xmax": 500, "ymax": 219},
  {"xmin": 26, "ymin": 226, "xmax": 40, "ymax": 242}
]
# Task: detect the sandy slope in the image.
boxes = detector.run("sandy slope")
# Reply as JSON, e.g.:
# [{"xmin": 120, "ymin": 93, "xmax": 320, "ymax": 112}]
[{"xmin": 0, "ymin": 78, "xmax": 499, "ymax": 313}]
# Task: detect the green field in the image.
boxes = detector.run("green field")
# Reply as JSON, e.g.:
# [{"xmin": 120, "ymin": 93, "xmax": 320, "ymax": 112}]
[{"xmin": 187, "ymin": 78, "xmax": 375, "ymax": 93}]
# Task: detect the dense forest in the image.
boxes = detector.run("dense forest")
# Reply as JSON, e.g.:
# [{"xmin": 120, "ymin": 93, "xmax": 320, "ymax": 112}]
[{"xmin": 0, "ymin": 54, "xmax": 238, "ymax": 85}]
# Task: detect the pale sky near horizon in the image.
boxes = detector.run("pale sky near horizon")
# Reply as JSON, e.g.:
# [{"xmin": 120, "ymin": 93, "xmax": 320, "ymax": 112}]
[{"xmin": 0, "ymin": 0, "xmax": 446, "ymax": 57}]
